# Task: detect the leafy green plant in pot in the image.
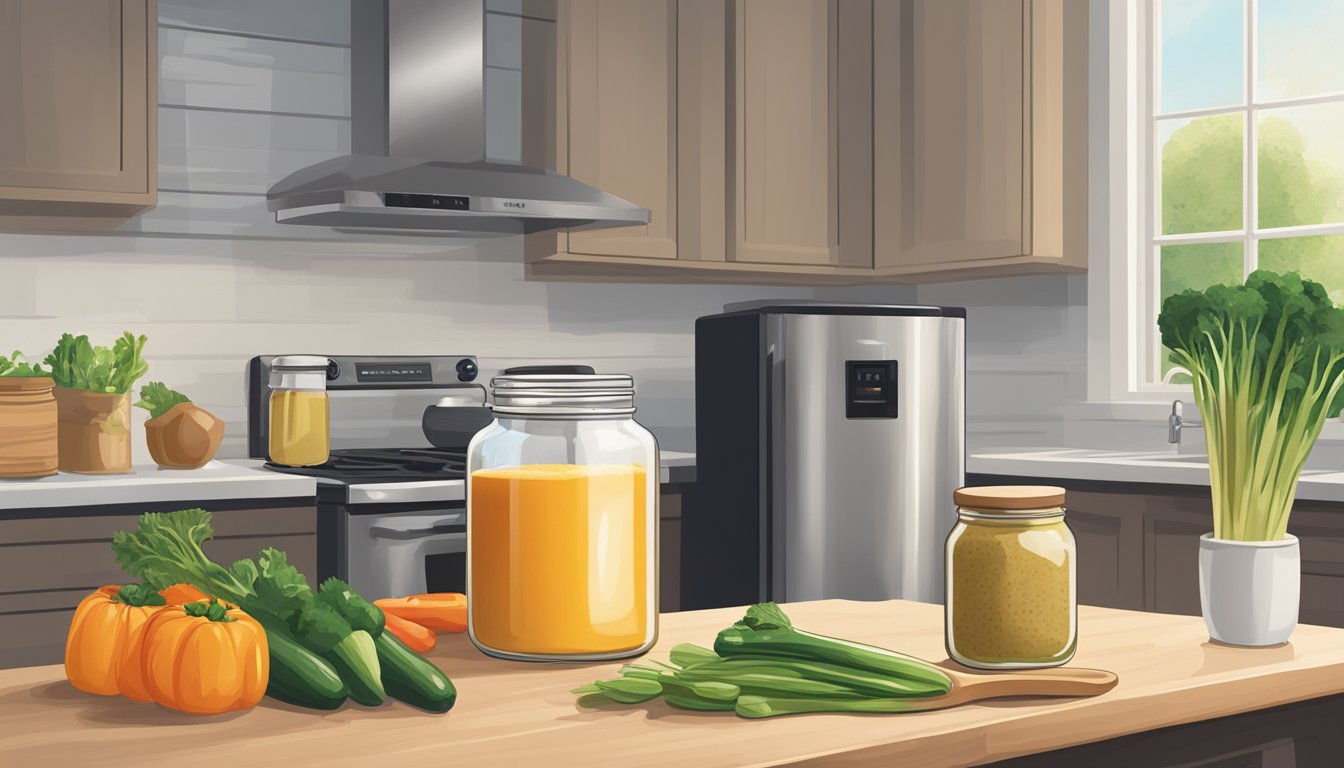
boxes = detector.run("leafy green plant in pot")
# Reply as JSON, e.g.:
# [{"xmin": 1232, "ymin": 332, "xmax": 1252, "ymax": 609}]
[
  {"xmin": 1158, "ymin": 270, "xmax": 1344, "ymax": 646},
  {"xmin": 0, "ymin": 351, "xmax": 59, "ymax": 479},
  {"xmin": 135, "ymin": 382, "xmax": 225, "ymax": 469},
  {"xmin": 43, "ymin": 332, "xmax": 149, "ymax": 474}
]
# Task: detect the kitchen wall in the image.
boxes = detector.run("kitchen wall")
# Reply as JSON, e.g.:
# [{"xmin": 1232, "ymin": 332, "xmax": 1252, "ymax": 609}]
[
  {"xmin": 0, "ymin": 0, "xmax": 1091, "ymax": 464},
  {"xmin": 0, "ymin": 1, "xmax": 920, "ymax": 464},
  {"xmin": 914, "ymin": 275, "xmax": 1090, "ymax": 450}
]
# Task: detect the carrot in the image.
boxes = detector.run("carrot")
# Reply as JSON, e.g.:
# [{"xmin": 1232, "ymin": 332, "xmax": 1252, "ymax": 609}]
[
  {"xmin": 382, "ymin": 611, "xmax": 437, "ymax": 652},
  {"xmin": 159, "ymin": 583, "xmax": 209, "ymax": 605},
  {"xmin": 374, "ymin": 593, "xmax": 468, "ymax": 633}
]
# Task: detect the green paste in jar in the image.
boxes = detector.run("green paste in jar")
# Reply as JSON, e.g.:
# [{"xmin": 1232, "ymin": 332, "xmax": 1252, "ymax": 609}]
[{"xmin": 949, "ymin": 516, "xmax": 1075, "ymax": 666}]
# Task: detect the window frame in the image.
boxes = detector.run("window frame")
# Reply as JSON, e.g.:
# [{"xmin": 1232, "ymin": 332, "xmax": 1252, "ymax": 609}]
[{"xmin": 1119, "ymin": 0, "xmax": 1344, "ymax": 397}]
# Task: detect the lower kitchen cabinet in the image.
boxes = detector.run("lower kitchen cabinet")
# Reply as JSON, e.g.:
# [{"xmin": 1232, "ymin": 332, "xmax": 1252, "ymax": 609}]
[
  {"xmin": 1066, "ymin": 490, "xmax": 1144, "ymax": 611},
  {"xmin": 0, "ymin": 503, "xmax": 316, "ymax": 669},
  {"xmin": 974, "ymin": 476, "xmax": 1344, "ymax": 628}
]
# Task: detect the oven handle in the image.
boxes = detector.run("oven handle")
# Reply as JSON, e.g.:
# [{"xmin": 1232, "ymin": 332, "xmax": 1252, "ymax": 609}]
[{"xmin": 368, "ymin": 521, "xmax": 465, "ymax": 540}]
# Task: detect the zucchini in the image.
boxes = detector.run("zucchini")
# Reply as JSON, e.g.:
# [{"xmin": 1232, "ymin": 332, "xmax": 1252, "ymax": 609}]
[
  {"xmin": 324, "ymin": 630, "xmax": 385, "ymax": 706},
  {"xmin": 264, "ymin": 627, "xmax": 349, "ymax": 710},
  {"xmin": 374, "ymin": 631, "xmax": 457, "ymax": 713}
]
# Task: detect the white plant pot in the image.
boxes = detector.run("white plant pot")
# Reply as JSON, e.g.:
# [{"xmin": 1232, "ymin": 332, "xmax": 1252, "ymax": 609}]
[{"xmin": 1198, "ymin": 533, "xmax": 1300, "ymax": 647}]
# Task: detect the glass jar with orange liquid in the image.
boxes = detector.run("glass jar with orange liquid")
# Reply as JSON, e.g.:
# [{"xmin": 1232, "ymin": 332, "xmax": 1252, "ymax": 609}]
[
  {"xmin": 267, "ymin": 355, "xmax": 330, "ymax": 467},
  {"xmin": 466, "ymin": 373, "xmax": 658, "ymax": 661}
]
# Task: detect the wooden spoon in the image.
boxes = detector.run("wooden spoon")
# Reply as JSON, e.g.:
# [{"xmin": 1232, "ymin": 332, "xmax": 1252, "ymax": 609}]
[{"xmin": 903, "ymin": 665, "xmax": 1119, "ymax": 712}]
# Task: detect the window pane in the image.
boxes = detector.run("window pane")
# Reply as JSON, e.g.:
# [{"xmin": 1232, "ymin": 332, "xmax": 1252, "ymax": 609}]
[
  {"xmin": 1160, "ymin": 242, "xmax": 1245, "ymax": 376},
  {"xmin": 1257, "ymin": 103, "xmax": 1344, "ymax": 229},
  {"xmin": 1160, "ymin": 114, "xmax": 1243, "ymax": 235},
  {"xmin": 1160, "ymin": 0, "xmax": 1243, "ymax": 113},
  {"xmin": 1258, "ymin": 0, "xmax": 1344, "ymax": 101},
  {"xmin": 1259, "ymin": 236, "xmax": 1344, "ymax": 303}
]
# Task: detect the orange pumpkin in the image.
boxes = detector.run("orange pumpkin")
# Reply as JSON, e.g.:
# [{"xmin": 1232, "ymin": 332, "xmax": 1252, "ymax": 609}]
[
  {"xmin": 64, "ymin": 585, "xmax": 166, "ymax": 700},
  {"xmin": 141, "ymin": 600, "xmax": 269, "ymax": 715}
]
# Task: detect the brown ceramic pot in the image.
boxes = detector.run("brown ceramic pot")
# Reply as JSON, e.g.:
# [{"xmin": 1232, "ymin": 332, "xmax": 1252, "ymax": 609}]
[
  {"xmin": 54, "ymin": 387, "xmax": 132, "ymax": 474},
  {"xmin": 144, "ymin": 402, "xmax": 225, "ymax": 469},
  {"xmin": 0, "ymin": 377, "xmax": 58, "ymax": 478}
]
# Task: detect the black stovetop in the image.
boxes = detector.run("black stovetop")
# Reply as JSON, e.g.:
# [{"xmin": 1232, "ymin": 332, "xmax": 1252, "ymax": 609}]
[{"xmin": 264, "ymin": 447, "xmax": 466, "ymax": 484}]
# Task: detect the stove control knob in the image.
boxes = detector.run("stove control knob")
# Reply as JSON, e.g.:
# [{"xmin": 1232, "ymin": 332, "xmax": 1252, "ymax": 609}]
[
  {"xmin": 456, "ymin": 358, "xmax": 478, "ymax": 382},
  {"xmin": 325, "ymin": 359, "xmax": 341, "ymax": 381}
]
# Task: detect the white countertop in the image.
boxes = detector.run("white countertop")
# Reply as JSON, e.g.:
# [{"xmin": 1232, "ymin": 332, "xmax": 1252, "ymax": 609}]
[
  {"xmin": 0, "ymin": 452, "xmax": 698, "ymax": 511},
  {"xmin": 0, "ymin": 459, "xmax": 317, "ymax": 511},
  {"xmin": 969, "ymin": 448, "xmax": 1344, "ymax": 504}
]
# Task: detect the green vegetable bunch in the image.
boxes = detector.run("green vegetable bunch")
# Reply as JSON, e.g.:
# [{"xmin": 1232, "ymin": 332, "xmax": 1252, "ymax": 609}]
[
  {"xmin": 0, "ymin": 351, "xmax": 47, "ymax": 378},
  {"xmin": 112, "ymin": 509, "xmax": 455, "ymax": 713},
  {"xmin": 43, "ymin": 332, "xmax": 149, "ymax": 394},
  {"xmin": 1158, "ymin": 270, "xmax": 1344, "ymax": 541},
  {"xmin": 134, "ymin": 381, "xmax": 192, "ymax": 419},
  {"xmin": 575, "ymin": 603, "xmax": 953, "ymax": 718}
]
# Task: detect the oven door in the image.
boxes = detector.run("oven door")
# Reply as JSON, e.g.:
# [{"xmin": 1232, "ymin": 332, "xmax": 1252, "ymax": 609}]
[{"xmin": 340, "ymin": 508, "xmax": 466, "ymax": 600}]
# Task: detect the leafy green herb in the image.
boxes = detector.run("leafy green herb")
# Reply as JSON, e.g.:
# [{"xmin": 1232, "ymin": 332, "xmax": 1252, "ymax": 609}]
[
  {"xmin": 43, "ymin": 331, "xmax": 149, "ymax": 394},
  {"xmin": 134, "ymin": 381, "xmax": 191, "ymax": 419},
  {"xmin": 0, "ymin": 351, "xmax": 47, "ymax": 378},
  {"xmin": 1159, "ymin": 270, "xmax": 1344, "ymax": 541},
  {"xmin": 112, "ymin": 509, "xmax": 254, "ymax": 606},
  {"xmin": 318, "ymin": 578, "xmax": 385, "ymax": 635}
]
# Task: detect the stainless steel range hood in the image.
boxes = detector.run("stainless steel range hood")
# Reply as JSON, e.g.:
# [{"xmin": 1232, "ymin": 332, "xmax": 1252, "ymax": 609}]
[{"xmin": 267, "ymin": 0, "xmax": 650, "ymax": 235}]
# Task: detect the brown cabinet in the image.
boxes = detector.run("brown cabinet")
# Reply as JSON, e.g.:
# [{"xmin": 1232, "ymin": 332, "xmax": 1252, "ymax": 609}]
[
  {"xmin": 531, "ymin": 0, "xmax": 1084, "ymax": 285},
  {"xmin": 0, "ymin": 0, "xmax": 156, "ymax": 232},
  {"xmin": 729, "ymin": 0, "xmax": 871, "ymax": 269},
  {"xmin": 536, "ymin": 0, "xmax": 872, "ymax": 281},
  {"xmin": 986, "ymin": 479, "xmax": 1344, "ymax": 628},
  {"xmin": 873, "ymin": 0, "xmax": 1086, "ymax": 279},
  {"xmin": 0, "ymin": 504, "xmax": 315, "ymax": 669},
  {"xmin": 1067, "ymin": 490, "xmax": 1145, "ymax": 611}
]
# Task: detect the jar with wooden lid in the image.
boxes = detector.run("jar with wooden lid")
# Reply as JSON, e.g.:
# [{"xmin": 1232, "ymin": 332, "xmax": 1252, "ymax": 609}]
[
  {"xmin": 0, "ymin": 377, "xmax": 58, "ymax": 478},
  {"xmin": 945, "ymin": 485, "xmax": 1076, "ymax": 669}
]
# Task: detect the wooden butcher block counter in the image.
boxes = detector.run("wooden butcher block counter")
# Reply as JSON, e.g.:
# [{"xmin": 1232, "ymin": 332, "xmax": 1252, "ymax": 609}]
[{"xmin": 2, "ymin": 599, "xmax": 1344, "ymax": 768}]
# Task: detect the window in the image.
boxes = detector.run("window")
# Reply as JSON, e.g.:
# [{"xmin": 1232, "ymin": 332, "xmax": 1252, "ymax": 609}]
[{"xmin": 1141, "ymin": 0, "xmax": 1344, "ymax": 386}]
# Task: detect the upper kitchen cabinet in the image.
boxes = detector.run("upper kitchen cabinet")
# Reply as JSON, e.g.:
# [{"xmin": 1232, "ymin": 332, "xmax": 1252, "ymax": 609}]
[
  {"xmin": 531, "ymin": 0, "xmax": 875, "ymax": 283},
  {"xmin": 0, "ymin": 0, "xmax": 156, "ymax": 233},
  {"xmin": 532, "ymin": 0, "xmax": 1085, "ymax": 285},
  {"xmin": 555, "ymin": 0, "xmax": 682, "ymax": 262},
  {"xmin": 730, "ymin": 0, "xmax": 871, "ymax": 269},
  {"xmin": 872, "ymin": 0, "xmax": 1087, "ymax": 280}
]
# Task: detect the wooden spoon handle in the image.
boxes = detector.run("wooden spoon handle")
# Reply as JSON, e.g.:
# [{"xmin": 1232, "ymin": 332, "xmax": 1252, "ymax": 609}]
[{"xmin": 951, "ymin": 667, "xmax": 1119, "ymax": 700}]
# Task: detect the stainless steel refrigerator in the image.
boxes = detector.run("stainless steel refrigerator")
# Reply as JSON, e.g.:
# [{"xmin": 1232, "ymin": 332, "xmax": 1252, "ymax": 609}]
[{"xmin": 683, "ymin": 303, "xmax": 965, "ymax": 609}]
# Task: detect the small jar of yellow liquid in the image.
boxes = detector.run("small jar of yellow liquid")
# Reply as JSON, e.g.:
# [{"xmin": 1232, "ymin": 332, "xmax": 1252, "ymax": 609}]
[
  {"xmin": 467, "ymin": 372, "xmax": 658, "ymax": 662},
  {"xmin": 268, "ymin": 356, "xmax": 330, "ymax": 467}
]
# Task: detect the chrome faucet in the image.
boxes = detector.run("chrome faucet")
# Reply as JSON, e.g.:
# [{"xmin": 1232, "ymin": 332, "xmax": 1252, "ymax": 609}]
[{"xmin": 1168, "ymin": 400, "xmax": 1202, "ymax": 444}]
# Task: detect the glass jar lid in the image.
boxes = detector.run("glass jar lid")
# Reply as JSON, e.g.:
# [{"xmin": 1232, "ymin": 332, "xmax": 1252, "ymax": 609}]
[
  {"xmin": 954, "ymin": 485, "xmax": 1066, "ymax": 518},
  {"xmin": 490, "ymin": 374, "xmax": 635, "ymax": 417}
]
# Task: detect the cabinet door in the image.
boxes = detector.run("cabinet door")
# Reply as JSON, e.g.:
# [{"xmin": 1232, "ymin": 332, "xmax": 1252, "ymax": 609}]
[
  {"xmin": 1286, "ymin": 505, "xmax": 1344, "ymax": 628},
  {"xmin": 1144, "ymin": 497, "xmax": 1210, "ymax": 616},
  {"xmin": 730, "ymin": 0, "xmax": 871, "ymax": 267},
  {"xmin": 561, "ymin": 0, "xmax": 679, "ymax": 260},
  {"xmin": 0, "ymin": 0, "xmax": 153, "ymax": 199},
  {"xmin": 873, "ymin": 0, "xmax": 1027, "ymax": 268},
  {"xmin": 1067, "ymin": 491, "xmax": 1145, "ymax": 611}
]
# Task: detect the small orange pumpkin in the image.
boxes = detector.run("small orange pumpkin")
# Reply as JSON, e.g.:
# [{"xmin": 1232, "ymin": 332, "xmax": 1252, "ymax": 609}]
[
  {"xmin": 141, "ymin": 600, "xmax": 269, "ymax": 715},
  {"xmin": 64, "ymin": 584, "xmax": 166, "ymax": 700}
]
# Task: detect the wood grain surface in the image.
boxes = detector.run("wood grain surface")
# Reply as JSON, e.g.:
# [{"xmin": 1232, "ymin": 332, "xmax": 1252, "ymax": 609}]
[{"xmin": 2, "ymin": 600, "xmax": 1344, "ymax": 768}]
